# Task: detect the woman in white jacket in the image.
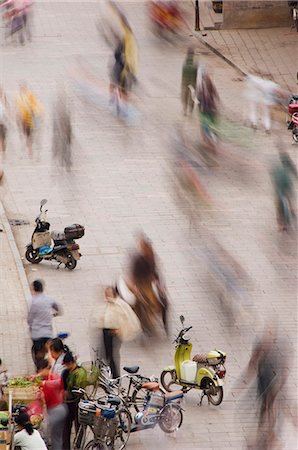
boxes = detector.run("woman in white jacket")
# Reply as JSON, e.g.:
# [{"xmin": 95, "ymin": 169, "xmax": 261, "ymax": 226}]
[{"xmin": 101, "ymin": 286, "xmax": 141, "ymax": 378}]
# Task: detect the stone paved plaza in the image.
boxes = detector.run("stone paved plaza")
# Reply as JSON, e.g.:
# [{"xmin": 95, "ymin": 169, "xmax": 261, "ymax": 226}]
[{"xmin": 0, "ymin": 1, "xmax": 297, "ymax": 449}]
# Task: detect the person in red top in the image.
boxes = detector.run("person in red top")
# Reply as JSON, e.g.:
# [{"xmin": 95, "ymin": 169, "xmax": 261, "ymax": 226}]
[{"xmin": 37, "ymin": 359, "xmax": 67, "ymax": 450}]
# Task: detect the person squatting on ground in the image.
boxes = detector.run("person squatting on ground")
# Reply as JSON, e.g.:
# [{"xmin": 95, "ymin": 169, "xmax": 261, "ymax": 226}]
[
  {"xmin": 27, "ymin": 280, "xmax": 61, "ymax": 369},
  {"xmin": 13, "ymin": 412, "xmax": 48, "ymax": 449},
  {"xmin": 181, "ymin": 47, "xmax": 197, "ymax": 116},
  {"xmin": 100, "ymin": 286, "xmax": 141, "ymax": 379}
]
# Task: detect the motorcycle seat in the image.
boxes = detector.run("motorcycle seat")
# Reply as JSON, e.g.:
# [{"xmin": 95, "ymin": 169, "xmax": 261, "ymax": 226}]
[
  {"xmin": 291, "ymin": 95, "xmax": 298, "ymax": 100},
  {"xmin": 123, "ymin": 366, "xmax": 139, "ymax": 374},
  {"xmin": 192, "ymin": 354, "xmax": 208, "ymax": 364},
  {"xmin": 142, "ymin": 381, "xmax": 160, "ymax": 391},
  {"xmin": 165, "ymin": 391, "xmax": 183, "ymax": 401}
]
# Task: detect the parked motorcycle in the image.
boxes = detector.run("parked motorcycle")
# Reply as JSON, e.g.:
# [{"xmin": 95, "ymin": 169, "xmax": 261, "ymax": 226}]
[
  {"xmin": 287, "ymin": 95, "xmax": 298, "ymax": 143},
  {"xmin": 25, "ymin": 199, "xmax": 84, "ymax": 270},
  {"xmin": 128, "ymin": 369, "xmax": 184, "ymax": 434},
  {"xmin": 161, "ymin": 315, "xmax": 226, "ymax": 406}
]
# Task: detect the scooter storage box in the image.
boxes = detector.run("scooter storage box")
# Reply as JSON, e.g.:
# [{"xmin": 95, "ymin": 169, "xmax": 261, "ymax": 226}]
[
  {"xmin": 64, "ymin": 224, "xmax": 85, "ymax": 240},
  {"xmin": 32, "ymin": 231, "xmax": 51, "ymax": 250},
  {"xmin": 78, "ymin": 400, "xmax": 96, "ymax": 426},
  {"xmin": 180, "ymin": 360, "xmax": 197, "ymax": 383}
]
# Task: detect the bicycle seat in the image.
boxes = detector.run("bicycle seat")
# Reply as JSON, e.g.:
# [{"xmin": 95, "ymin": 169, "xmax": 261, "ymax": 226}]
[
  {"xmin": 107, "ymin": 395, "xmax": 121, "ymax": 406},
  {"xmin": 123, "ymin": 366, "xmax": 139, "ymax": 374},
  {"xmin": 142, "ymin": 381, "xmax": 160, "ymax": 391}
]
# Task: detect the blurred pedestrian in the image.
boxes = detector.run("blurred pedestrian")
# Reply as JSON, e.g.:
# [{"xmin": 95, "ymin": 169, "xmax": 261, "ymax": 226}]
[
  {"xmin": 109, "ymin": 37, "xmax": 126, "ymax": 107},
  {"xmin": 271, "ymin": 149, "xmax": 297, "ymax": 231},
  {"xmin": 27, "ymin": 280, "xmax": 62, "ymax": 369},
  {"xmin": 101, "ymin": 286, "xmax": 141, "ymax": 378},
  {"xmin": 240, "ymin": 321, "xmax": 285, "ymax": 449},
  {"xmin": 0, "ymin": 87, "xmax": 9, "ymax": 152},
  {"xmin": 52, "ymin": 86, "xmax": 72, "ymax": 170},
  {"xmin": 16, "ymin": 82, "xmax": 43, "ymax": 156},
  {"xmin": 13, "ymin": 412, "xmax": 48, "ymax": 449},
  {"xmin": 36, "ymin": 359, "xmax": 67, "ymax": 450},
  {"xmin": 116, "ymin": 234, "xmax": 170, "ymax": 338},
  {"xmin": 62, "ymin": 351, "xmax": 87, "ymax": 450},
  {"xmin": 181, "ymin": 47, "xmax": 197, "ymax": 116},
  {"xmin": 48, "ymin": 338, "xmax": 69, "ymax": 376},
  {"xmin": 198, "ymin": 72, "xmax": 219, "ymax": 151},
  {"xmin": 245, "ymin": 73, "xmax": 285, "ymax": 133}
]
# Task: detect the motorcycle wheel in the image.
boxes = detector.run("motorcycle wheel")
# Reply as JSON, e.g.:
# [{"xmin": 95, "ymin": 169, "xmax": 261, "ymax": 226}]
[
  {"xmin": 292, "ymin": 127, "xmax": 298, "ymax": 142},
  {"xmin": 65, "ymin": 254, "xmax": 77, "ymax": 270},
  {"xmin": 204, "ymin": 379, "xmax": 223, "ymax": 406},
  {"xmin": 159, "ymin": 403, "xmax": 183, "ymax": 434},
  {"xmin": 160, "ymin": 370, "xmax": 180, "ymax": 392},
  {"xmin": 25, "ymin": 247, "xmax": 42, "ymax": 264}
]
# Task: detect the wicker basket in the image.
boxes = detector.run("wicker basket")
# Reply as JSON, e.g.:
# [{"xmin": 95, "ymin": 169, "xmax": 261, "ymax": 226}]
[
  {"xmin": 78, "ymin": 400, "xmax": 96, "ymax": 426},
  {"xmin": 3, "ymin": 386, "xmax": 39, "ymax": 403}
]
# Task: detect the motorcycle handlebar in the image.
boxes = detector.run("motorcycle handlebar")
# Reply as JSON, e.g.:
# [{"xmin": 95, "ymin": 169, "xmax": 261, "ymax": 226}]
[{"xmin": 174, "ymin": 325, "xmax": 193, "ymax": 343}]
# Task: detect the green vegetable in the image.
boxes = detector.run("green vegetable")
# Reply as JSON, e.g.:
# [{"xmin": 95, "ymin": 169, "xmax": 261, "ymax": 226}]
[{"xmin": 8, "ymin": 377, "xmax": 34, "ymax": 387}]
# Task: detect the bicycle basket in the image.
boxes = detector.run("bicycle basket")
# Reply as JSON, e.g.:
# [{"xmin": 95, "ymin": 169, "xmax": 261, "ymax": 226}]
[
  {"xmin": 93, "ymin": 412, "xmax": 118, "ymax": 440},
  {"xmin": 78, "ymin": 400, "xmax": 96, "ymax": 426}
]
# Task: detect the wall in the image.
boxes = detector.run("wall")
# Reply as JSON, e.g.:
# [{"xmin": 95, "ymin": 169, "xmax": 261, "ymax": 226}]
[{"xmin": 223, "ymin": 0, "xmax": 291, "ymax": 28}]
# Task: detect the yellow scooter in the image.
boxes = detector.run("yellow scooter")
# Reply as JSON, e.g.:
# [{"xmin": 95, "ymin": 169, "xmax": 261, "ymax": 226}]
[{"xmin": 161, "ymin": 316, "xmax": 226, "ymax": 405}]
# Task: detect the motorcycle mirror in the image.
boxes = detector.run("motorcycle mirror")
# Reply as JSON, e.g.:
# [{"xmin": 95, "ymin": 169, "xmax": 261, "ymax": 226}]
[
  {"xmin": 180, "ymin": 315, "xmax": 185, "ymax": 325},
  {"xmin": 40, "ymin": 199, "xmax": 47, "ymax": 207}
]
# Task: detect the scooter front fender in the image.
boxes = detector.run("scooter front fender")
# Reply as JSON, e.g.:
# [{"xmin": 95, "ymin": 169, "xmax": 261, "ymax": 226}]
[{"xmin": 163, "ymin": 366, "xmax": 175, "ymax": 372}]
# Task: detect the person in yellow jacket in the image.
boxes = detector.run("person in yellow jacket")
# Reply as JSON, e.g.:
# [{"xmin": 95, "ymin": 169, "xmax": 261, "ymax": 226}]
[{"xmin": 16, "ymin": 82, "xmax": 43, "ymax": 155}]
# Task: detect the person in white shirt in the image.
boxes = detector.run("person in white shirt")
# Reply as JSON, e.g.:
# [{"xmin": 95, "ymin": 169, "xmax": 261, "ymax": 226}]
[
  {"xmin": 13, "ymin": 412, "xmax": 47, "ymax": 450},
  {"xmin": 48, "ymin": 338, "xmax": 68, "ymax": 376},
  {"xmin": 245, "ymin": 73, "xmax": 285, "ymax": 133}
]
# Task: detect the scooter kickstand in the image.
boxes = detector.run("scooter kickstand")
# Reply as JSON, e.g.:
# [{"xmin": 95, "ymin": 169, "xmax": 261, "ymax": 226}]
[
  {"xmin": 56, "ymin": 262, "xmax": 62, "ymax": 270},
  {"xmin": 198, "ymin": 392, "xmax": 209, "ymax": 406}
]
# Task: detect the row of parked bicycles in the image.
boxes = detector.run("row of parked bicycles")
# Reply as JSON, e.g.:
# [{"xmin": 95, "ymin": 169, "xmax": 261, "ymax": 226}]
[{"xmin": 73, "ymin": 360, "xmax": 184, "ymax": 450}]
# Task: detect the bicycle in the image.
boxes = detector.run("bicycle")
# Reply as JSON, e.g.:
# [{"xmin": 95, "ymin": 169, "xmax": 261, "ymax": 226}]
[
  {"xmin": 74, "ymin": 388, "xmax": 131, "ymax": 450},
  {"xmin": 104, "ymin": 366, "xmax": 158, "ymax": 413}
]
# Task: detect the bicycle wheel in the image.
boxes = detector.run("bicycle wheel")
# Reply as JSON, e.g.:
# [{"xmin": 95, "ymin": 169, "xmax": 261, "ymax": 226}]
[
  {"xmin": 111, "ymin": 408, "xmax": 131, "ymax": 450},
  {"xmin": 74, "ymin": 425, "xmax": 93, "ymax": 450},
  {"xmin": 131, "ymin": 386, "xmax": 149, "ymax": 412},
  {"xmin": 84, "ymin": 440, "xmax": 108, "ymax": 450}
]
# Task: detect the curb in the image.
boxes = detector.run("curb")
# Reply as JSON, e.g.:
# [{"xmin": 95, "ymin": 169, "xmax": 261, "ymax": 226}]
[
  {"xmin": 188, "ymin": 0, "xmax": 247, "ymax": 77},
  {"xmin": 194, "ymin": 32, "xmax": 247, "ymax": 77},
  {"xmin": 0, "ymin": 200, "xmax": 31, "ymax": 310}
]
